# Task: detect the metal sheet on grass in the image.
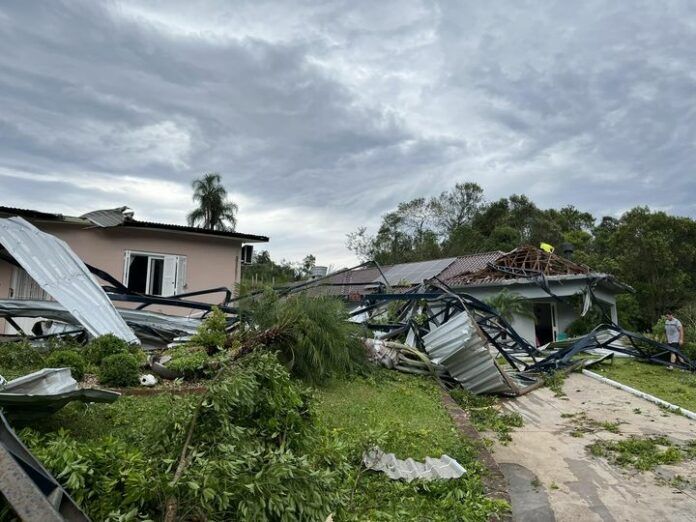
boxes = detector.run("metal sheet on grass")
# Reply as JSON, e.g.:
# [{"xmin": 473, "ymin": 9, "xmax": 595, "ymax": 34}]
[{"xmin": 363, "ymin": 446, "xmax": 466, "ymax": 482}]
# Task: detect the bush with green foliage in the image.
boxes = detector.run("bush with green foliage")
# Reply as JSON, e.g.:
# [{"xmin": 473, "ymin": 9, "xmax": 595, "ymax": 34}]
[
  {"xmin": 45, "ymin": 350, "xmax": 87, "ymax": 381},
  {"xmin": 189, "ymin": 306, "xmax": 228, "ymax": 352},
  {"xmin": 250, "ymin": 291, "xmax": 367, "ymax": 384},
  {"xmin": 166, "ymin": 352, "xmax": 345, "ymax": 520},
  {"xmin": 0, "ymin": 341, "xmax": 43, "ymax": 371},
  {"xmin": 166, "ymin": 345, "xmax": 211, "ymax": 379},
  {"xmin": 18, "ymin": 429, "xmax": 158, "ymax": 520},
  {"xmin": 85, "ymin": 334, "xmax": 131, "ymax": 365},
  {"xmin": 99, "ymin": 353, "xmax": 140, "ymax": 387}
]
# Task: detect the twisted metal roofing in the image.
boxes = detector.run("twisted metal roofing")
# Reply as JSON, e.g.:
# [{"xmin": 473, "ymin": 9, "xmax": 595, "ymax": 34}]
[
  {"xmin": 422, "ymin": 311, "xmax": 513, "ymax": 394},
  {"xmin": 0, "ymin": 217, "xmax": 139, "ymax": 344}
]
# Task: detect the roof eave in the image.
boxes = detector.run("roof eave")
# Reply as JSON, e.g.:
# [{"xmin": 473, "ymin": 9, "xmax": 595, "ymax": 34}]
[
  {"xmin": 122, "ymin": 221, "xmax": 269, "ymax": 243},
  {"xmin": 450, "ymin": 272, "xmax": 633, "ymax": 293}
]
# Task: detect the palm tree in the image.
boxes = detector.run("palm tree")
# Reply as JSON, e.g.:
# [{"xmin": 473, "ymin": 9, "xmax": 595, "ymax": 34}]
[
  {"xmin": 187, "ymin": 173, "xmax": 238, "ymax": 231},
  {"xmin": 485, "ymin": 289, "xmax": 533, "ymax": 322}
]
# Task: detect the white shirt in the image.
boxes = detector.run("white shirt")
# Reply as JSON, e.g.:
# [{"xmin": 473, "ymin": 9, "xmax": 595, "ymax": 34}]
[{"xmin": 665, "ymin": 318, "xmax": 682, "ymax": 344}]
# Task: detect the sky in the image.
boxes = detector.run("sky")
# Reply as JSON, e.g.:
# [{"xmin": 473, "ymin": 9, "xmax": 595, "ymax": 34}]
[{"xmin": 1, "ymin": 1, "xmax": 695, "ymax": 268}]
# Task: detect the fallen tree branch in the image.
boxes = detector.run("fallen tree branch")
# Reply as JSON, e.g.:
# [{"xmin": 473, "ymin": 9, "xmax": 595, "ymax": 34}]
[{"xmin": 163, "ymin": 324, "xmax": 290, "ymax": 521}]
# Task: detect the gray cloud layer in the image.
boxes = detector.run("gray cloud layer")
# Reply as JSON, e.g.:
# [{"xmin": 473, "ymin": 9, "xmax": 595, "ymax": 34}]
[{"xmin": 1, "ymin": 1, "xmax": 695, "ymax": 266}]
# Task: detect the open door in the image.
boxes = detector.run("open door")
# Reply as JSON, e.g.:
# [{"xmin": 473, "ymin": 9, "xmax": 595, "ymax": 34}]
[{"xmin": 533, "ymin": 302, "xmax": 557, "ymax": 346}]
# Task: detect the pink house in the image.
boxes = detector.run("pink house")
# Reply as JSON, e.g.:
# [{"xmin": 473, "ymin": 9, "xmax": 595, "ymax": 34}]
[{"xmin": 0, "ymin": 206, "xmax": 268, "ymax": 326}]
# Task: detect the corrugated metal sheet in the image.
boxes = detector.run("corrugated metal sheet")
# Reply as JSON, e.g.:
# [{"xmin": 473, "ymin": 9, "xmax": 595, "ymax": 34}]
[
  {"xmin": 305, "ymin": 253, "xmax": 503, "ymax": 298},
  {"xmin": 374, "ymin": 258, "xmax": 457, "ymax": 286},
  {"xmin": 422, "ymin": 311, "xmax": 513, "ymax": 394},
  {"xmin": 80, "ymin": 207, "xmax": 130, "ymax": 227},
  {"xmin": 0, "ymin": 217, "xmax": 139, "ymax": 344},
  {"xmin": 0, "ymin": 368, "xmax": 120, "ymax": 420},
  {"xmin": 306, "ymin": 266, "xmax": 384, "ymax": 298},
  {"xmin": 439, "ymin": 251, "xmax": 504, "ymax": 284},
  {"xmin": 363, "ymin": 446, "xmax": 466, "ymax": 482},
  {"xmin": 0, "ymin": 299, "xmax": 200, "ymax": 343}
]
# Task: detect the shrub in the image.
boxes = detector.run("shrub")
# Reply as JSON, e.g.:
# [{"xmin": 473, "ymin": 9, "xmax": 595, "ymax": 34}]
[
  {"xmin": 166, "ymin": 345, "xmax": 210, "ymax": 379},
  {"xmin": 682, "ymin": 342, "xmax": 696, "ymax": 362},
  {"xmin": 189, "ymin": 306, "xmax": 228, "ymax": 352},
  {"xmin": 0, "ymin": 341, "xmax": 43, "ymax": 371},
  {"xmin": 85, "ymin": 334, "xmax": 131, "ymax": 365},
  {"xmin": 166, "ymin": 351, "xmax": 344, "ymax": 520},
  {"xmin": 250, "ymin": 291, "xmax": 367, "ymax": 384},
  {"xmin": 99, "ymin": 353, "xmax": 140, "ymax": 387},
  {"xmin": 45, "ymin": 350, "xmax": 87, "ymax": 381},
  {"xmin": 19, "ymin": 429, "xmax": 159, "ymax": 520}
]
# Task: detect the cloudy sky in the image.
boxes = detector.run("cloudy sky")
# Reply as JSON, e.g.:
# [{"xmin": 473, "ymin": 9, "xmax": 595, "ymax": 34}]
[{"xmin": 1, "ymin": 1, "xmax": 695, "ymax": 267}]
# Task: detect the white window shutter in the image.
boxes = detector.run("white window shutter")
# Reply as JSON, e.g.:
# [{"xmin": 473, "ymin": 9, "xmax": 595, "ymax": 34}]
[
  {"xmin": 123, "ymin": 251, "xmax": 131, "ymax": 285},
  {"xmin": 162, "ymin": 256, "xmax": 177, "ymax": 297},
  {"xmin": 176, "ymin": 256, "xmax": 187, "ymax": 295}
]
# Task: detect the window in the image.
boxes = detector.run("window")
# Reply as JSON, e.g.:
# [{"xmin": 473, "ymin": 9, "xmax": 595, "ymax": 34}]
[{"xmin": 123, "ymin": 251, "xmax": 187, "ymax": 296}]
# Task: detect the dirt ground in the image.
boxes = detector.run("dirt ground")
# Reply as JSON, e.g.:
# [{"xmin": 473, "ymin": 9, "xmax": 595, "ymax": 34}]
[{"xmin": 491, "ymin": 372, "xmax": 696, "ymax": 522}]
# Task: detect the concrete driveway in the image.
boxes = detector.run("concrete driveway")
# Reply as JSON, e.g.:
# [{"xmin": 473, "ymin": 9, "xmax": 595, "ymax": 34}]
[{"xmin": 491, "ymin": 372, "xmax": 696, "ymax": 522}]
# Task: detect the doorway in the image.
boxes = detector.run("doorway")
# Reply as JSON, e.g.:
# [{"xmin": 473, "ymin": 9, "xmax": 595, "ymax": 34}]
[{"xmin": 533, "ymin": 302, "xmax": 557, "ymax": 346}]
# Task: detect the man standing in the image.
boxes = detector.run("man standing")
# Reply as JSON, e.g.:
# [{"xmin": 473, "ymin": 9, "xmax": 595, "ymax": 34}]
[{"xmin": 664, "ymin": 311, "xmax": 684, "ymax": 369}]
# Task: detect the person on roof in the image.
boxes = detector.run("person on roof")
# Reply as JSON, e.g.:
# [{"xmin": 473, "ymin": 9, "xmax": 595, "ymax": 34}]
[{"xmin": 664, "ymin": 311, "xmax": 684, "ymax": 370}]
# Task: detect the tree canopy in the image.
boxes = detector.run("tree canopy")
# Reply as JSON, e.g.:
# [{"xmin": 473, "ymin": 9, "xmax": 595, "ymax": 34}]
[{"xmin": 347, "ymin": 182, "xmax": 696, "ymax": 330}]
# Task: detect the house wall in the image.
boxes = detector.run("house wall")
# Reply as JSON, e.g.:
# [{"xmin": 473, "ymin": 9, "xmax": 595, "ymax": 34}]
[
  {"xmin": 460, "ymin": 281, "xmax": 620, "ymax": 346},
  {"xmin": 0, "ymin": 220, "xmax": 243, "ymax": 317}
]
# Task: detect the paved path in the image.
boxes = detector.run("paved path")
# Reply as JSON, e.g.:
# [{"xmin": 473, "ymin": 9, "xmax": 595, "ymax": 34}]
[{"xmin": 491, "ymin": 373, "xmax": 696, "ymax": 522}]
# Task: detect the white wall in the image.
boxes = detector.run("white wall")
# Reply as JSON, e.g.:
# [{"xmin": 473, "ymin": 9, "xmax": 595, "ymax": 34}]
[{"xmin": 462, "ymin": 282, "xmax": 620, "ymax": 346}]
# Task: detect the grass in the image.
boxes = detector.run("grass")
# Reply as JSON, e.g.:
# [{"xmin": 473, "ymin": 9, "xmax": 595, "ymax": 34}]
[
  {"xmin": 592, "ymin": 359, "xmax": 696, "ymax": 412},
  {"xmin": 588, "ymin": 436, "xmax": 696, "ymax": 471},
  {"xmin": 449, "ymin": 389, "xmax": 524, "ymax": 444},
  {"xmin": 4, "ymin": 364, "xmax": 508, "ymax": 521},
  {"xmin": 314, "ymin": 370, "xmax": 509, "ymax": 520},
  {"xmin": 562, "ymin": 411, "xmax": 623, "ymax": 438},
  {"xmin": 543, "ymin": 371, "xmax": 567, "ymax": 398}
]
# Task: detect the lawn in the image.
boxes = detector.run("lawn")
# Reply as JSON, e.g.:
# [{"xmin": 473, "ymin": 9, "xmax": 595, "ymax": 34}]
[
  {"xmin": 313, "ymin": 370, "xmax": 509, "ymax": 521},
  {"xmin": 591, "ymin": 358, "xmax": 696, "ymax": 412},
  {"xmin": 2, "ymin": 365, "xmax": 508, "ymax": 521}
]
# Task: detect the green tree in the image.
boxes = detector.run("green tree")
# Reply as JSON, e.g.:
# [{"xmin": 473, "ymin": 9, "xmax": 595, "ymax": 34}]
[
  {"xmin": 346, "ymin": 181, "xmax": 696, "ymax": 334},
  {"xmin": 187, "ymin": 173, "xmax": 238, "ymax": 231},
  {"xmin": 604, "ymin": 208, "xmax": 696, "ymax": 325},
  {"xmin": 301, "ymin": 254, "xmax": 316, "ymax": 277},
  {"xmin": 431, "ymin": 182, "xmax": 484, "ymax": 237}
]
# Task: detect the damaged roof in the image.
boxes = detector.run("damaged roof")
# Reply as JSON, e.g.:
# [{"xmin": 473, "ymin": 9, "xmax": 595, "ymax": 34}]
[
  {"xmin": 0, "ymin": 205, "xmax": 269, "ymax": 243},
  {"xmin": 443, "ymin": 244, "xmax": 630, "ymax": 291},
  {"xmin": 307, "ymin": 252, "xmax": 505, "ymax": 298}
]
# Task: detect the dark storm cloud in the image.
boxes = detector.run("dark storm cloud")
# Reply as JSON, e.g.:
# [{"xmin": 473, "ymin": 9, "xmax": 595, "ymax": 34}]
[{"xmin": 1, "ymin": 0, "xmax": 695, "ymax": 265}]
